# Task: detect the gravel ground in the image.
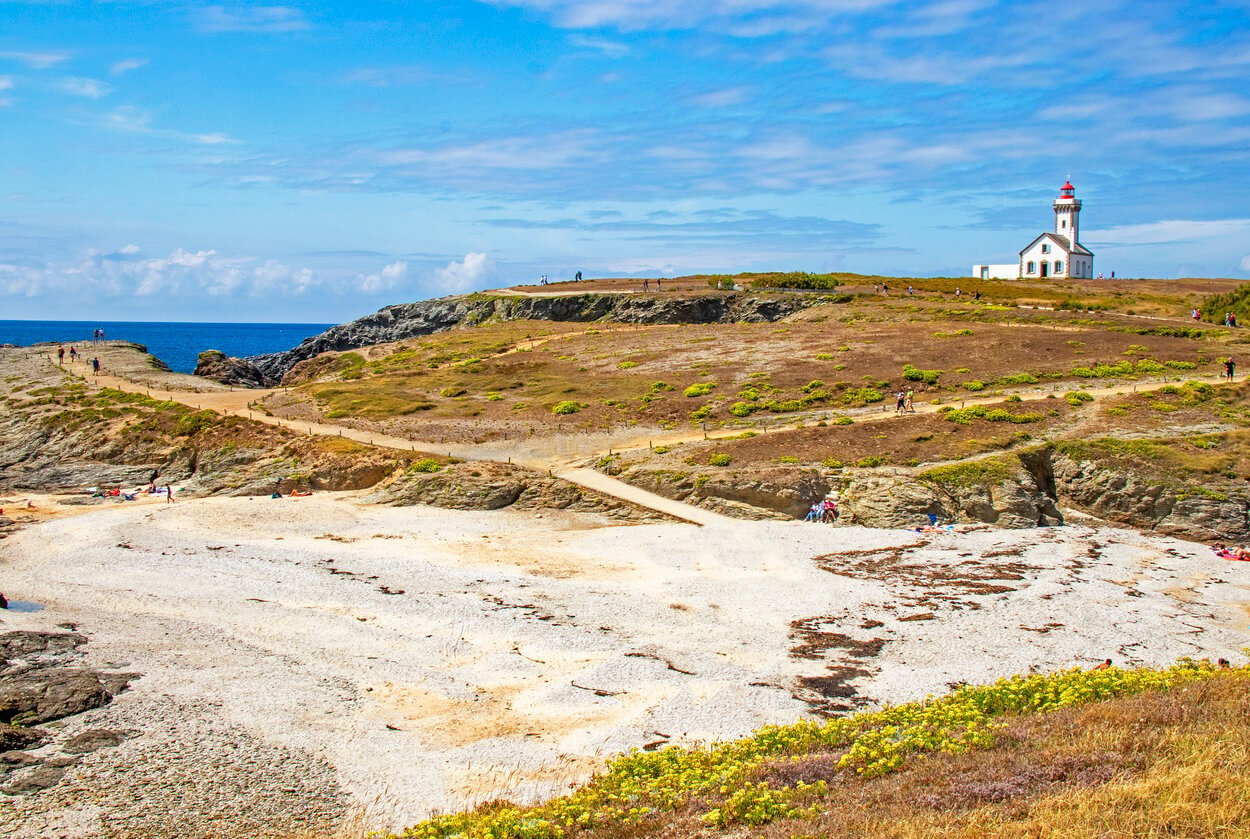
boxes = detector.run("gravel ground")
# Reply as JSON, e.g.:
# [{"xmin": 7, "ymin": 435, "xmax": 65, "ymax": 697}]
[{"xmin": 0, "ymin": 493, "xmax": 1247, "ymax": 836}]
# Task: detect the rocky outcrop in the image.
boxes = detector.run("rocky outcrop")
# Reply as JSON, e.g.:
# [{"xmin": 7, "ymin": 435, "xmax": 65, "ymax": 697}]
[
  {"xmin": 249, "ymin": 292, "xmax": 825, "ymax": 382},
  {"xmin": 193, "ymin": 350, "xmax": 273, "ymax": 388},
  {"xmin": 838, "ymin": 463, "xmax": 1063, "ymax": 530},
  {"xmin": 375, "ymin": 461, "xmax": 671, "ymax": 521},
  {"xmin": 1050, "ymin": 450, "xmax": 1249, "ymax": 541},
  {"xmin": 0, "ymin": 631, "xmax": 136, "ymax": 794},
  {"xmin": 608, "ymin": 465, "xmax": 834, "ymax": 520}
]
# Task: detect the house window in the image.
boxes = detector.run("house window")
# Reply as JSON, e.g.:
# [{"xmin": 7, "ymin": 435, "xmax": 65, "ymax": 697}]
[
  {"xmin": 1055, "ymin": 260, "xmax": 1064, "ymax": 273},
  {"xmin": 1061, "ymin": 219, "xmax": 1067, "ymax": 228},
  {"xmin": 1042, "ymin": 244, "xmax": 1050, "ymax": 254},
  {"xmin": 1027, "ymin": 261, "xmax": 1036, "ymax": 273}
]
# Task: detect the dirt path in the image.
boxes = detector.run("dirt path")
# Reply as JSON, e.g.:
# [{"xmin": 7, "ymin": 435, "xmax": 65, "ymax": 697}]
[{"xmin": 56, "ymin": 353, "xmax": 1233, "ymax": 522}]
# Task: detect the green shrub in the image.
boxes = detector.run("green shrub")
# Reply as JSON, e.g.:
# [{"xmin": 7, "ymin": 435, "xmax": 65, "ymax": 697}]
[
  {"xmin": 552, "ymin": 401, "xmax": 585, "ymax": 415},
  {"xmin": 684, "ymin": 382, "xmax": 716, "ymax": 398},
  {"xmin": 821, "ymin": 457, "xmax": 843, "ymax": 468},
  {"xmin": 1065, "ymin": 391, "xmax": 1095, "ymax": 406},
  {"xmin": 1134, "ymin": 359, "xmax": 1166, "ymax": 373},
  {"xmin": 618, "ymin": 361, "xmax": 638, "ymax": 369},
  {"xmin": 1164, "ymin": 360, "xmax": 1197, "ymax": 370},
  {"xmin": 653, "ymin": 445, "xmax": 671, "ymax": 454},
  {"xmin": 410, "ymin": 458, "xmax": 443, "ymax": 473},
  {"xmin": 728, "ymin": 401, "xmax": 758, "ymax": 417},
  {"xmin": 997, "ymin": 372, "xmax": 1039, "ymax": 385},
  {"xmin": 833, "ymin": 415, "xmax": 854, "ymax": 425},
  {"xmin": 485, "ymin": 392, "xmax": 503, "ymax": 401},
  {"xmin": 801, "ymin": 380, "xmax": 824, "ymax": 393},
  {"xmin": 765, "ymin": 399, "xmax": 805, "ymax": 413},
  {"xmin": 815, "ymin": 353, "xmax": 834, "ymax": 361},
  {"xmin": 963, "ymin": 380, "xmax": 985, "ymax": 392},
  {"xmin": 175, "ymin": 409, "xmax": 217, "ymax": 437},
  {"xmin": 902, "ymin": 364, "xmax": 942, "ymax": 384},
  {"xmin": 857, "ymin": 455, "xmax": 884, "ymax": 467},
  {"xmin": 842, "ymin": 387, "xmax": 884, "ymax": 405},
  {"xmin": 709, "ymin": 453, "xmax": 732, "ymax": 466},
  {"xmin": 440, "ymin": 387, "xmax": 467, "ymax": 398},
  {"xmin": 690, "ymin": 405, "xmax": 713, "ymax": 421},
  {"xmin": 737, "ymin": 387, "xmax": 761, "ymax": 400},
  {"xmin": 777, "ymin": 455, "xmax": 800, "ymax": 464}
]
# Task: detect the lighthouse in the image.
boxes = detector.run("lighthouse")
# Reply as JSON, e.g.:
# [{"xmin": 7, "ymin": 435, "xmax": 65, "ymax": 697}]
[
  {"xmin": 1014, "ymin": 181, "xmax": 1095, "ymax": 279},
  {"xmin": 1054, "ymin": 179, "xmax": 1081, "ymax": 246}
]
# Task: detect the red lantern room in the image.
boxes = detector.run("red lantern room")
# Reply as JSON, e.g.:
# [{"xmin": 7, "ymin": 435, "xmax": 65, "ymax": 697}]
[{"xmin": 1060, "ymin": 180, "xmax": 1075, "ymax": 199}]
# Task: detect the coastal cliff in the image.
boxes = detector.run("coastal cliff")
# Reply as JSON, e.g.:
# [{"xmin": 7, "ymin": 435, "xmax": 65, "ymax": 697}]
[{"xmin": 248, "ymin": 291, "xmax": 824, "ymax": 383}]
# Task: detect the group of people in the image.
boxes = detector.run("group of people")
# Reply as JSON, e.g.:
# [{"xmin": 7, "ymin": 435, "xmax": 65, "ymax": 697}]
[
  {"xmin": 1224, "ymin": 312, "xmax": 1241, "ymax": 327},
  {"xmin": 642, "ymin": 278, "xmax": 663, "ymax": 291},
  {"xmin": 803, "ymin": 495, "xmax": 839, "ymax": 523},
  {"xmin": 537, "ymin": 271, "xmax": 584, "ymax": 285},
  {"xmin": 92, "ymin": 328, "xmax": 106, "ymax": 341},
  {"xmin": 55, "ymin": 345, "xmax": 102, "ymax": 373},
  {"xmin": 1213, "ymin": 544, "xmax": 1250, "ymax": 561},
  {"xmin": 895, "ymin": 388, "xmax": 915, "ymax": 414}
]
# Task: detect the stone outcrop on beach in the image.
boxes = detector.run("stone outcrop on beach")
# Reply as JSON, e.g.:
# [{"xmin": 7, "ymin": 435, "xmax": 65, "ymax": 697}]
[
  {"xmin": 376, "ymin": 461, "xmax": 673, "ymax": 522},
  {"xmin": 249, "ymin": 292, "xmax": 824, "ymax": 382},
  {"xmin": 604, "ymin": 464, "xmax": 832, "ymax": 521},
  {"xmin": 192, "ymin": 350, "xmax": 273, "ymax": 388},
  {"xmin": 0, "ymin": 631, "xmax": 136, "ymax": 795}
]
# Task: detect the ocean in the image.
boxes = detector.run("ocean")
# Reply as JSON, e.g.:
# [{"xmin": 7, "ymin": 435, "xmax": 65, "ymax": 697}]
[{"xmin": 0, "ymin": 321, "xmax": 333, "ymax": 374}]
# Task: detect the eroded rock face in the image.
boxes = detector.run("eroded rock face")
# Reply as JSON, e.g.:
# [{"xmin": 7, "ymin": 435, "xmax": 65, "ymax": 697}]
[
  {"xmin": 193, "ymin": 350, "xmax": 273, "ymax": 388},
  {"xmin": 250, "ymin": 293, "xmax": 825, "ymax": 382},
  {"xmin": 1051, "ymin": 451, "xmax": 1249, "ymax": 541},
  {"xmin": 377, "ymin": 461, "xmax": 669, "ymax": 521},
  {"xmin": 837, "ymin": 476, "xmax": 947, "ymax": 528}
]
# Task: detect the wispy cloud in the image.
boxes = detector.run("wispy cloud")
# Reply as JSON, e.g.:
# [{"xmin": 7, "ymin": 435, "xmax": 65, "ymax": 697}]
[
  {"xmin": 689, "ymin": 86, "xmax": 750, "ymax": 108},
  {"xmin": 110, "ymin": 58, "xmax": 148, "ymax": 76},
  {"xmin": 342, "ymin": 65, "xmax": 442, "ymax": 87},
  {"xmin": 483, "ymin": 0, "xmax": 894, "ymax": 32},
  {"xmin": 0, "ymin": 50, "xmax": 71, "ymax": 69},
  {"xmin": 195, "ymin": 6, "xmax": 310, "ymax": 33},
  {"xmin": 101, "ymin": 105, "xmax": 239, "ymax": 145},
  {"xmin": 0, "ymin": 76, "xmax": 12, "ymax": 106},
  {"xmin": 568, "ymin": 35, "xmax": 630, "ymax": 57},
  {"xmin": 60, "ymin": 77, "xmax": 112, "ymax": 98}
]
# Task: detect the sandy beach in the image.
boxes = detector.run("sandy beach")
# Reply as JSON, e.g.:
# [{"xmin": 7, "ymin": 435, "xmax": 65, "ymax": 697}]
[{"xmin": 1, "ymin": 493, "xmax": 1247, "ymax": 837}]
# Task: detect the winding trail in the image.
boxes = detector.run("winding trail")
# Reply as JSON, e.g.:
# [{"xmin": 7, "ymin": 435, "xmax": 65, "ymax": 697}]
[{"xmin": 58, "ymin": 353, "xmax": 1233, "ymax": 524}]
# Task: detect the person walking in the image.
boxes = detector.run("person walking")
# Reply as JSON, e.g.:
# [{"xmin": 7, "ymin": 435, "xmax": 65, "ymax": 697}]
[
  {"xmin": 165, "ymin": 483, "xmax": 175, "ymax": 504},
  {"xmin": 905, "ymin": 388, "xmax": 915, "ymax": 413},
  {"xmin": 1226, "ymin": 358, "xmax": 1236, "ymax": 381},
  {"xmin": 56, "ymin": 346, "xmax": 64, "ymax": 365},
  {"xmin": 91, "ymin": 357, "xmax": 100, "ymax": 375},
  {"xmin": 896, "ymin": 390, "xmax": 906, "ymax": 415}
]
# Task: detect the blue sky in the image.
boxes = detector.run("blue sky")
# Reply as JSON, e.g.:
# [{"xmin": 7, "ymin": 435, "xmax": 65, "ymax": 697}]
[{"xmin": 3, "ymin": 0, "xmax": 1250, "ymax": 322}]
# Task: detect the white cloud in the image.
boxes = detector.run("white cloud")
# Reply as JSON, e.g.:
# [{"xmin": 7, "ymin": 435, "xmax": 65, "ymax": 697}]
[
  {"xmin": 356, "ymin": 260, "xmax": 408, "ymax": 293},
  {"xmin": 433, "ymin": 253, "xmax": 491, "ymax": 292},
  {"xmin": 110, "ymin": 58, "xmax": 148, "ymax": 76},
  {"xmin": 0, "ymin": 246, "xmax": 321, "ymax": 299},
  {"xmin": 196, "ymin": 6, "xmax": 311, "ymax": 33},
  {"xmin": 0, "ymin": 76, "xmax": 11, "ymax": 106},
  {"xmin": 1089, "ymin": 218, "xmax": 1250, "ymax": 247},
  {"xmin": 1240, "ymin": 254, "xmax": 1250, "ymax": 273},
  {"xmin": 60, "ymin": 77, "xmax": 113, "ymax": 99},
  {"xmin": 0, "ymin": 50, "xmax": 71, "ymax": 69}
]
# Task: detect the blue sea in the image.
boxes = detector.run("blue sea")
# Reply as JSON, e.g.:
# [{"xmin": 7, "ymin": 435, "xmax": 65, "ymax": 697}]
[{"xmin": 0, "ymin": 321, "xmax": 333, "ymax": 374}]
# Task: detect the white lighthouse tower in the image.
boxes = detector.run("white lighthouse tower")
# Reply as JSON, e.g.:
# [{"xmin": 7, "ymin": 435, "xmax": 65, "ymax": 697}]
[{"xmin": 1054, "ymin": 179, "xmax": 1081, "ymax": 245}]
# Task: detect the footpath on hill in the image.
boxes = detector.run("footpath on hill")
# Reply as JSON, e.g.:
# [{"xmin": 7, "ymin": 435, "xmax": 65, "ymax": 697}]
[{"xmin": 53, "ymin": 343, "xmax": 1233, "ymax": 524}]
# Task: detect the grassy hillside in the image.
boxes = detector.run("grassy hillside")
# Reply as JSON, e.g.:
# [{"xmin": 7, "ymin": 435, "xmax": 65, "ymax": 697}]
[{"xmin": 384, "ymin": 660, "xmax": 1247, "ymax": 839}]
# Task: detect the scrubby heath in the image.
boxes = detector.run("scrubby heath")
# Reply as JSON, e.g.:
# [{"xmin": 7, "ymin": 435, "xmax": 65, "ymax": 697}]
[{"xmin": 391, "ymin": 660, "xmax": 1246, "ymax": 839}]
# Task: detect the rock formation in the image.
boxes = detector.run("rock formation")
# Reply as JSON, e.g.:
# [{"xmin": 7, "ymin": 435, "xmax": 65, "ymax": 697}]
[{"xmin": 193, "ymin": 350, "xmax": 273, "ymax": 388}]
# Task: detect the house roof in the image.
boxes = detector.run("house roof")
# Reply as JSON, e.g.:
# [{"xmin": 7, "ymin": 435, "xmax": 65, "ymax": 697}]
[{"xmin": 1019, "ymin": 231, "xmax": 1094, "ymax": 257}]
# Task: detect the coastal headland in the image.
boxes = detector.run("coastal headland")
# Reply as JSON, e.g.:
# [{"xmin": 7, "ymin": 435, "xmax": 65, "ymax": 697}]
[{"xmin": 3, "ymin": 272, "xmax": 1250, "ymax": 837}]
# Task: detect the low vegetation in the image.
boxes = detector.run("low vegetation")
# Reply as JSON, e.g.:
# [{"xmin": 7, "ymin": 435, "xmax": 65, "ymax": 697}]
[{"xmin": 389, "ymin": 661, "xmax": 1244, "ymax": 839}]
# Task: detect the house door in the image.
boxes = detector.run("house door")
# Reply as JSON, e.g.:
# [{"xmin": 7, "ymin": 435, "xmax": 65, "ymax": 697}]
[
  {"xmin": 1040, "ymin": 261, "xmax": 1049, "ymax": 278},
  {"xmin": 981, "ymin": 267, "xmax": 989, "ymax": 279}
]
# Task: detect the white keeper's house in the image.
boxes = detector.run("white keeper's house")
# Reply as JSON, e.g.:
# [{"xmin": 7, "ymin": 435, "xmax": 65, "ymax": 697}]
[{"xmin": 972, "ymin": 180, "xmax": 1094, "ymax": 280}]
